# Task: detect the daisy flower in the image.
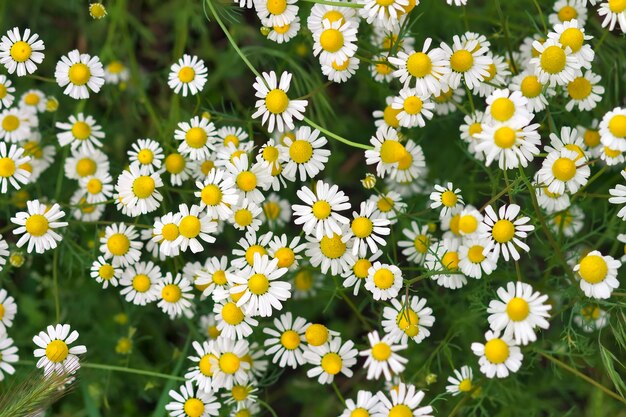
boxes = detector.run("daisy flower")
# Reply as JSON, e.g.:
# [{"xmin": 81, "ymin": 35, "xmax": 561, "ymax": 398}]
[
  {"xmin": 424, "ymin": 238, "xmax": 467, "ymax": 289},
  {"xmin": 174, "ymin": 203, "xmax": 217, "ymax": 253},
  {"xmin": 398, "ymin": 222, "xmax": 431, "ymax": 265},
  {"xmin": 165, "ymin": 381, "xmax": 221, "ymax": 417},
  {"xmin": 374, "ymin": 383, "xmax": 433, "ymax": 417},
  {"xmin": 609, "ymin": 171, "xmax": 626, "ymax": 220},
  {"xmin": 446, "ymin": 366, "xmax": 474, "ymax": 396},
  {"xmin": 214, "ymin": 299, "xmax": 258, "ymax": 341},
  {"xmin": 458, "ymin": 237, "xmax": 497, "ymax": 279},
  {"xmin": 600, "ymin": 146, "xmax": 625, "ymax": 166},
  {"xmin": 304, "ymin": 336, "xmax": 358, "ymax": 385},
  {"xmin": 55, "ymin": 113, "xmax": 105, "ymax": 152},
  {"xmin": 374, "ymin": 97, "xmax": 402, "ymax": 130},
  {"xmin": 544, "ymin": 125, "xmax": 587, "ymax": 159},
  {"xmin": 0, "ymin": 27, "xmax": 45, "ymax": 76},
  {"xmin": 549, "ymin": 19, "xmax": 594, "ymax": 69},
  {"xmin": 389, "ymin": 139, "xmax": 427, "ymax": 183},
  {"xmin": 456, "ymin": 205, "xmax": 483, "ymax": 237},
  {"xmin": 116, "ymin": 165, "xmax": 163, "ymax": 216},
  {"xmin": 484, "ymin": 89, "xmax": 532, "ymax": 124},
  {"xmin": 168, "ymin": 54, "xmax": 208, "ymax": 97},
  {"xmin": 369, "ymin": 191, "xmax": 407, "ymax": 223},
  {"xmin": 429, "ymin": 182, "xmax": 464, "ymax": 217},
  {"xmin": 339, "ymin": 391, "xmax": 380, "ymax": 417},
  {"xmin": 254, "ymin": 0, "xmax": 298, "ymax": 27},
  {"xmin": 217, "ymin": 126, "xmax": 249, "ymax": 148},
  {"xmin": 199, "ymin": 314, "xmax": 221, "ymax": 340},
  {"xmin": 574, "ymin": 304, "xmax": 609, "ymax": 332},
  {"xmin": 312, "ymin": 19, "xmax": 358, "ymax": 66},
  {"xmin": 291, "ymin": 268, "xmax": 322, "ymax": 299},
  {"xmin": 487, "ymin": 282, "xmax": 552, "ymax": 345},
  {"xmin": 529, "ymin": 39, "xmax": 582, "ymax": 87},
  {"xmin": 383, "ymin": 295, "xmax": 435, "ymax": 345},
  {"xmin": 268, "ymin": 234, "xmax": 305, "ymax": 270},
  {"xmin": 440, "ymin": 34, "xmax": 491, "ymax": 90},
  {"xmin": 475, "ymin": 119, "xmax": 541, "ymax": 170},
  {"xmin": 230, "ymin": 199, "xmax": 263, "ymax": 232},
  {"xmin": 391, "ymin": 87, "xmax": 434, "ymax": 128},
  {"xmin": 11, "ymin": 200, "xmax": 67, "ymax": 254},
  {"xmin": 260, "ymin": 193, "xmax": 291, "ymax": 227},
  {"xmin": 185, "ymin": 340, "xmax": 217, "ymax": 393},
  {"xmin": 600, "ymin": 107, "xmax": 626, "ymax": 152},
  {"xmin": 209, "ymin": 337, "xmax": 251, "ymax": 391},
  {"xmin": 64, "ymin": 147, "xmax": 109, "ymax": 180},
  {"xmin": 471, "ymin": 330, "xmax": 522, "ymax": 379},
  {"xmin": 321, "ymin": 56, "xmax": 360, "ymax": 83},
  {"xmin": 565, "ymin": 70, "xmax": 604, "ymax": 112},
  {"xmin": 175, "ymin": 116, "xmax": 218, "ymax": 161},
  {"xmin": 128, "ymin": 138, "xmax": 164, "ymax": 174},
  {"xmin": 509, "ymin": 71, "xmax": 553, "ymax": 113},
  {"xmin": 305, "ymin": 230, "xmax": 353, "ymax": 276},
  {"xmin": 278, "ymin": 126, "xmax": 330, "ymax": 181},
  {"xmin": 369, "ymin": 55, "xmax": 395, "ymax": 83},
  {"xmin": 103, "ymin": 60, "xmax": 129, "ymax": 84},
  {"xmin": 225, "ymin": 153, "xmax": 272, "ymax": 205},
  {"xmin": 0, "ymin": 142, "xmax": 30, "ymax": 193},
  {"xmin": 0, "ymin": 107, "xmax": 33, "ymax": 143},
  {"xmin": 365, "ymin": 126, "xmax": 405, "ymax": 177},
  {"xmin": 33, "ymin": 324, "xmax": 86, "ymax": 375},
  {"xmin": 263, "ymin": 312, "xmax": 308, "ymax": 368},
  {"xmin": 268, "ymin": 16, "xmax": 301, "ymax": 44},
  {"xmin": 389, "ymin": 38, "xmax": 449, "ymax": 96},
  {"xmin": 342, "ymin": 250, "xmax": 382, "ymax": 295},
  {"xmin": 80, "ymin": 172, "xmax": 113, "ymax": 204},
  {"xmin": 479, "ymin": 204, "xmax": 534, "ymax": 262},
  {"xmin": 364, "ymin": 262, "xmax": 402, "ymax": 301},
  {"xmin": 90, "ymin": 256, "xmax": 122, "ymax": 289},
  {"xmin": 196, "ymin": 256, "xmax": 235, "ymax": 299},
  {"xmin": 550, "ymin": 0, "xmax": 587, "ymax": 25},
  {"xmin": 347, "ymin": 201, "xmax": 390, "ymax": 256},
  {"xmin": 549, "ymin": 206, "xmax": 584, "ymax": 237},
  {"xmin": 99, "ymin": 223, "xmax": 143, "ymax": 267},
  {"xmin": 231, "ymin": 230, "xmax": 274, "ymax": 271},
  {"xmin": 0, "ymin": 75, "xmax": 15, "ymax": 109},
  {"xmin": 473, "ymin": 54, "xmax": 511, "ymax": 97},
  {"xmin": 360, "ymin": 331, "xmax": 407, "ymax": 381},
  {"xmin": 164, "ymin": 153, "xmax": 193, "ymax": 186},
  {"xmin": 256, "ymin": 139, "xmax": 286, "ymax": 191},
  {"xmin": 54, "ymin": 49, "xmax": 105, "ymax": 99},
  {"xmin": 307, "ymin": 3, "xmax": 358, "ymax": 33},
  {"xmin": 251, "ymin": 71, "xmax": 307, "ymax": 133},
  {"xmin": 119, "ymin": 261, "xmax": 162, "ymax": 305},
  {"xmin": 0, "ymin": 237, "xmax": 7, "ymax": 271},
  {"xmin": 19, "ymin": 89, "xmax": 47, "ymax": 113},
  {"xmin": 574, "ymin": 250, "xmax": 621, "ymax": 299},
  {"xmin": 358, "ymin": 0, "xmax": 409, "ymax": 29},
  {"xmin": 0, "ymin": 332, "xmax": 18, "ymax": 381},
  {"xmin": 151, "ymin": 212, "xmax": 182, "ymax": 257},
  {"xmin": 293, "ymin": 180, "xmax": 350, "ymax": 239},
  {"xmin": 193, "ymin": 168, "xmax": 237, "ymax": 220},
  {"xmin": 598, "ymin": 0, "xmax": 626, "ymax": 32},
  {"xmin": 231, "ymin": 253, "xmax": 291, "ymax": 317},
  {"xmin": 156, "ymin": 273, "xmax": 194, "ymax": 319},
  {"xmin": 0, "ymin": 289, "xmax": 17, "ymax": 331},
  {"xmin": 536, "ymin": 149, "xmax": 590, "ymax": 195}
]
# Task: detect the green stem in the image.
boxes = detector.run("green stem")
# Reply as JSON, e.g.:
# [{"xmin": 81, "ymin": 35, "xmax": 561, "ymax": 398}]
[
  {"xmin": 303, "ymin": 117, "xmax": 373, "ymax": 150},
  {"xmin": 52, "ymin": 248, "xmax": 60, "ymax": 322},
  {"xmin": 331, "ymin": 382, "xmax": 346, "ymax": 406},
  {"xmin": 257, "ymin": 399, "xmax": 279, "ymax": 417},
  {"xmin": 17, "ymin": 361, "xmax": 185, "ymax": 381},
  {"xmin": 338, "ymin": 289, "xmax": 372, "ymax": 330},
  {"xmin": 300, "ymin": 0, "xmax": 363, "ymax": 8}
]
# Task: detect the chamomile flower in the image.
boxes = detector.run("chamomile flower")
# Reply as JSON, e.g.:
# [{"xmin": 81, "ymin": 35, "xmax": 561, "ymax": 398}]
[
  {"xmin": 128, "ymin": 139, "xmax": 164, "ymax": 174},
  {"xmin": 193, "ymin": 168, "xmax": 237, "ymax": 220},
  {"xmin": 175, "ymin": 116, "xmax": 218, "ymax": 161},
  {"xmin": 312, "ymin": 19, "xmax": 358, "ymax": 66},
  {"xmin": 600, "ymin": 146, "xmax": 625, "ymax": 166},
  {"xmin": 268, "ymin": 17, "xmax": 302, "ymax": 44},
  {"xmin": 293, "ymin": 180, "xmax": 350, "ymax": 239},
  {"xmin": 54, "ymin": 49, "xmax": 105, "ymax": 99},
  {"xmin": 185, "ymin": 340, "xmax": 217, "ymax": 392},
  {"xmin": 389, "ymin": 139, "xmax": 427, "ymax": 183},
  {"xmin": 116, "ymin": 165, "xmax": 163, "ymax": 216},
  {"xmin": 260, "ymin": 193, "xmax": 291, "ymax": 227},
  {"xmin": 544, "ymin": 126, "xmax": 587, "ymax": 158},
  {"xmin": 304, "ymin": 336, "xmax": 358, "ymax": 384},
  {"xmin": 305, "ymin": 230, "xmax": 353, "ymax": 276},
  {"xmin": 0, "ymin": 27, "xmax": 45, "ymax": 76},
  {"xmin": 103, "ymin": 60, "xmax": 129, "ymax": 84},
  {"xmin": 156, "ymin": 273, "xmax": 194, "ymax": 319},
  {"xmin": 0, "ymin": 289, "xmax": 17, "ymax": 331},
  {"xmin": 458, "ymin": 237, "xmax": 497, "ymax": 279},
  {"xmin": 446, "ymin": 366, "xmax": 474, "ymax": 396},
  {"xmin": 564, "ymin": 70, "xmax": 604, "ymax": 112},
  {"xmin": 364, "ymin": 262, "xmax": 402, "ymax": 301},
  {"xmin": 217, "ymin": 126, "xmax": 249, "ymax": 149},
  {"xmin": 230, "ymin": 199, "xmax": 263, "ymax": 232},
  {"xmin": 398, "ymin": 222, "xmax": 431, "ymax": 265},
  {"xmin": 278, "ymin": 126, "xmax": 330, "ymax": 181},
  {"xmin": 263, "ymin": 312, "xmax": 308, "ymax": 368},
  {"xmin": 487, "ymin": 282, "xmax": 552, "ymax": 345},
  {"xmin": 365, "ymin": 126, "xmax": 405, "ymax": 177},
  {"xmin": 391, "ymin": 88, "xmax": 434, "ymax": 128},
  {"xmin": 374, "ymin": 97, "xmax": 401, "ymax": 130},
  {"xmin": 199, "ymin": 314, "xmax": 221, "ymax": 340},
  {"xmin": 574, "ymin": 250, "xmax": 621, "ymax": 299},
  {"xmin": 359, "ymin": 0, "xmax": 409, "ymax": 29},
  {"xmin": 19, "ymin": 89, "xmax": 46, "ymax": 113},
  {"xmin": 175, "ymin": 204, "xmax": 217, "ymax": 253},
  {"xmin": 214, "ymin": 299, "xmax": 258, "ymax": 340},
  {"xmin": 168, "ymin": 54, "xmax": 207, "ymax": 97},
  {"xmin": 165, "ymin": 153, "xmax": 194, "ymax": 185},
  {"xmin": 11, "ymin": 200, "xmax": 67, "ymax": 254},
  {"xmin": 256, "ymin": 139, "xmax": 286, "ymax": 191},
  {"xmin": 348, "ymin": 201, "xmax": 390, "ymax": 256},
  {"xmin": 550, "ymin": 0, "xmax": 587, "ymax": 25},
  {"xmin": 0, "ymin": 332, "xmax": 18, "ymax": 381},
  {"xmin": 268, "ymin": 234, "xmax": 305, "ymax": 271},
  {"xmin": 374, "ymin": 383, "xmax": 433, "ymax": 417},
  {"xmin": 151, "ymin": 212, "xmax": 183, "ymax": 257},
  {"xmin": 549, "ymin": 206, "xmax": 584, "ymax": 237},
  {"xmin": 369, "ymin": 55, "xmax": 395, "ymax": 83},
  {"xmin": 321, "ymin": 56, "xmax": 360, "ymax": 83},
  {"xmin": 473, "ymin": 54, "xmax": 511, "ymax": 97},
  {"xmin": 432, "ymin": 86, "xmax": 465, "ymax": 115},
  {"xmin": 291, "ymin": 268, "xmax": 322, "ymax": 299},
  {"xmin": 476, "ymin": 119, "xmax": 541, "ymax": 170},
  {"xmin": 230, "ymin": 253, "xmax": 291, "ymax": 317},
  {"xmin": 165, "ymin": 381, "xmax": 221, "ymax": 417},
  {"xmin": 56, "ymin": 113, "xmax": 105, "ymax": 152},
  {"xmin": 600, "ymin": 107, "xmax": 626, "ymax": 152},
  {"xmin": 598, "ymin": 0, "xmax": 626, "ymax": 32},
  {"xmin": 440, "ymin": 34, "xmax": 491, "ymax": 90},
  {"xmin": 254, "ymin": 0, "xmax": 298, "ymax": 27},
  {"xmin": 99, "ymin": 223, "xmax": 143, "ymax": 267},
  {"xmin": 609, "ymin": 170, "xmax": 626, "ymax": 220},
  {"xmin": 549, "ymin": 19, "xmax": 594, "ymax": 69},
  {"xmin": 70, "ymin": 193, "xmax": 105, "ymax": 222},
  {"xmin": 369, "ymin": 191, "xmax": 407, "ymax": 223},
  {"xmin": 424, "ymin": 238, "xmax": 467, "ymax": 289},
  {"xmin": 429, "ymin": 182, "xmax": 464, "ymax": 217},
  {"xmin": 578, "ymin": 121, "xmax": 603, "ymax": 157},
  {"xmin": 339, "ymin": 391, "xmax": 380, "ymax": 417},
  {"xmin": 90, "ymin": 256, "xmax": 121, "ymax": 289},
  {"xmin": 0, "ymin": 75, "xmax": 15, "ymax": 109},
  {"xmin": 195, "ymin": 256, "xmax": 234, "ymax": 299},
  {"xmin": 574, "ymin": 304, "xmax": 609, "ymax": 332},
  {"xmin": 307, "ymin": 3, "xmax": 358, "ymax": 33},
  {"xmin": 251, "ymin": 71, "xmax": 307, "ymax": 133},
  {"xmin": 80, "ymin": 172, "xmax": 113, "ymax": 204},
  {"xmin": 33, "ymin": 324, "xmax": 86, "ymax": 375},
  {"xmin": 530, "ymin": 39, "xmax": 582, "ymax": 87},
  {"xmin": 389, "ymin": 39, "xmax": 449, "ymax": 96},
  {"xmin": 210, "ymin": 337, "xmax": 251, "ymax": 391},
  {"xmin": 360, "ymin": 331, "xmax": 407, "ymax": 381},
  {"xmin": 119, "ymin": 261, "xmax": 162, "ymax": 305},
  {"xmin": 484, "ymin": 89, "xmax": 532, "ymax": 124},
  {"xmin": 342, "ymin": 250, "xmax": 382, "ymax": 295},
  {"xmin": 0, "ymin": 142, "xmax": 30, "ymax": 193},
  {"xmin": 231, "ymin": 231, "xmax": 274, "ymax": 271},
  {"xmin": 64, "ymin": 147, "xmax": 109, "ymax": 180},
  {"xmin": 479, "ymin": 204, "xmax": 534, "ymax": 262},
  {"xmin": 0, "ymin": 237, "xmax": 7, "ymax": 272},
  {"xmin": 509, "ymin": 71, "xmax": 553, "ymax": 113},
  {"xmin": 472, "ymin": 330, "xmax": 522, "ymax": 379},
  {"xmin": 0, "ymin": 107, "xmax": 33, "ymax": 143},
  {"xmin": 537, "ymin": 149, "xmax": 590, "ymax": 195},
  {"xmin": 225, "ymin": 153, "xmax": 272, "ymax": 205}
]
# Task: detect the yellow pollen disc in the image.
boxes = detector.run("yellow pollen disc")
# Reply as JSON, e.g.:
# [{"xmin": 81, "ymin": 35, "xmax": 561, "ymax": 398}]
[
  {"xmin": 467, "ymin": 245, "xmax": 486, "ymax": 263},
  {"xmin": 320, "ymin": 234, "xmax": 346, "ymax": 259},
  {"xmin": 376, "ymin": 0, "xmax": 394, "ymax": 5},
  {"xmin": 289, "ymin": 140, "xmax": 314, "ymax": 163},
  {"xmin": 183, "ymin": 398, "xmax": 205, "ymax": 417},
  {"xmin": 45, "ymin": 340, "xmax": 69, "ymax": 363},
  {"xmin": 90, "ymin": 3, "xmax": 107, "ymax": 18},
  {"xmin": 373, "ymin": 268, "xmax": 394, "ymax": 289},
  {"xmin": 222, "ymin": 302, "xmax": 244, "ymax": 325},
  {"xmin": 551, "ymin": 157, "xmax": 576, "ymax": 181},
  {"xmin": 24, "ymin": 93, "xmax": 40, "ymax": 106},
  {"xmin": 219, "ymin": 352, "xmax": 241, "ymax": 374},
  {"xmin": 442, "ymin": 251, "xmax": 459, "ymax": 270},
  {"xmin": 201, "ymin": 160, "xmax": 214, "ymax": 174},
  {"xmin": 434, "ymin": 89, "xmax": 454, "ymax": 103},
  {"xmin": 0, "ymin": 157, "xmax": 16, "ymax": 178},
  {"xmin": 235, "ymin": 410, "xmax": 251, "ymax": 417},
  {"xmin": 199, "ymin": 354, "xmax": 216, "ymax": 376},
  {"xmin": 383, "ymin": 106, "xmax": 401, "ymax": 128},
  {"xmin": 484, "ymin": 63, "xmax": 497, "ymax": 81},
  {"xmin": 403, "ymin": 96, "xmax": 423, "ymax": 115},
  {"xmin": 107, "ymin": 61, "xmax": 124, "ymax": 73},
  {"xmin": 231, "ymin": 385, "xmax": 249, "ymax": 401},
  {"xmin": 265, "ymin": 89, "xmax": 289, "ymax": 114},
  {"xmin": 560, "ymin": 28, "xmax": 584, "ymax": 53},
  {"xmin": 208, "ymin": 325, "xmax": 220, "ymax": 339},
  {"xmin": 406, "ymin": 52, "xmax": 432, "ymax": 78},
  {"xmin": 450, "ymin": 49, "xmax": 474, "ymax": 73},
  {"xmin": 76, "ymin": 158, "xmax": 97, "ymax": 177},
  {"xmin": 25, "ymin": 214, "xmax": 49, "ymax": 236},
  {"xmin": 469, "ymin": 122, "xmax": 482, "ymax": 137},
  {"xmin": 323, "ymin": 10, "xmax": 344, "ymax": 24},
  {"xmin": 71, "ymin": 121, "xmax": 91, "ymax": 140},
  {"xmin": 440, "ymin": 190, "xmax": 458, "ymax": 207},
  {"xmin": 507, "ymin": 297, "xmax": 530, "ymax": 321},
  {"xmin": 558, "ymin": 5, "xmax": 577, "ymax": 21},
  {"xmin": 267, "ymin": 0, "xmax": 287, "ymax": 14},
  {"xmin": 414, "ymin": 235, "xmax": 429, "ymax": 253},
  {"xmin": 137, "ymin": 149, "xmax": 154, "ymax": 165},
  {"xmin": 397, "ymin": 149, "xmax": 413, "ymax": 170},
  {"xmin": 491, "ymin": 219, "xmax": 515, "ymax": 243},
  {"xmin": 604, "ymin": 146, "xmax": 621, "ymax": 158},
  {"xmin": 86, "ymin": 178, "xmax": 102, "ymax": 194},
  {"xmin": 273, "ymin": 23, "xmax": 291, "ymax": 34},
  {"xmin": 280, "ymin": 330, "xmax": 301, "ymax": 350},
  {"xmin": 305, "ymin": 324, "xmax": 329, "ymax": 346},
  {"xmin": 608, "ymin": 115, "xmax": 626, "ymax": 138},
  {"xmin": 380, "ymin": 140, "xmax": 406, "ymax": 164},
  {"xmin": 331, "ymin": 59, "xmax": 350, "ymax": 70},
  {"xmin": 263, "ymin": 201, "xmax": 281, "ymax": 220},
  {"xmin": 458, "ymin": 378, "xmax": 473, "ymax": 392},
  {"xmin": 449, "ymin": 214, "xmax": 461, "ymax": 236},
  {"xmin": 132, "ymin": 175, "xmax": 156, "ymax": 198},
  {"xmin": 274, "ymin": 247, "xmax": 295, "ymax": 268},
  {"xmin": 578, "ymin": 255, "xmax": 608, "ymax": 284},
  {"xmin": 234, "ymin": 209, "xmax": 253, "ymax": 227},
  {"xmin": 236, "ymin": 171, "xmax": 257, "ymax": 192},
  {"xmin": 350, "ymin": 408, "xmax": 370, "ymax": 417},
  {"xmin": 609, "ymin": 0, "xmax": 626, "ymax": 12},
  {"xmin": 583, "ymin": 130, "xmax": 601, "ymax": 147},
  {"xmin": 0, "ymin": 85, "xmax": 6, "ymax": 99},
  {"xmin": 162, "ymin": 284, "xmax": 182, "ymax": 303},
  {"xmin": 388, "ymin": 404, "xmax": 413, "ymax": 417},
  {"xmin": 371, "ymin": 342, "xmax": 391, "ymax": 361},
  {"xmin": 377, "ymin": 196, "xmax": 394, "ymax": 212},
  {"xmin": 353, "ymin": 259, "xmax": 372, "ymax": 278},
  {"xmin": 98, "ymin": 264, "xmax": 115, "ymax": 280},
  {"xmin": 494, "ymin": 126, "xmax": 516, "ymax": 149},
  {"xmin": 321, "ymin": 352, "xmax": 342, "ymax": 375},
  {"xmin": 520, "ymin": 75, "xmax": 542, "ymax": 98},
  {"xmin": 248, "ymin": 273, "xmax": 270, "ymax": 295},
  {"xmin": 201, "ymin": 184, "xmax": 222, "ymax": 206},
  {"xmin": 581, "ymin": 305, "xmax": 601, "ymax": 320},
  {"xmin": 212, "ymin": 270, "xmax": 227, "ymax": 285},
  {"xmin": 132, "ymin": 274, "xmax": 150, "ymax": 292},
  {"xmin": 262, "ymin": 145, "xmax": 279, "ymax": 162},
  {"xmin": 68, "ymin": 63, "xmax": 91, "ymax": 85},
  {"xmin": 245, "ymin": 245, "xmax": 267, "ymax": 266},
  {"xmin": 178, "ymin": 66, "xmax": 195, "ymax": 83},
  {"xmin": 490, "ymin": 97, "xmax": 515, "ymax": 122},
  {"xmin": 396, "ymin": 309, "xmax": 419, "ymax": 337},
  {"xmin": 320, "ymin": 29, "xmax": 344, "ymax": 53},
  {"xmin": 179, "ymin": 215, "xmax": 201, "ymax": 238},
  {"xmin": 10, "ymin": 41, "xmax": 32, "ymax": 62},
  {"xmin": 185, "ymin": 127, "xmax": 208, "ymax": 148},
  {"xmin": 564, "ymin": 144, "xmax": 585, "ymax": 161},
  {"xmin": 161, "ymin": 223, "xmax": 179, "ymax": 241},
  {"xmin": 484, "ymin": 338, "xmax": 509, "ymax": 364},
  {"xmin": 540, "ymin": 46, "xmax": 566, "ymax": 74},
  {"xmin": 459, "ymin": 215, "xmax": 478, "ymax": 234},
  {"xmin": 19, "ymin": 162, "xmax": 32, "ymax": 173},
  {"xmin": 312, "ymin": 200, "xmax": 332, "ymax": 219},
  {"xmin": 2, "ymin": 115, "xmax": 19, "ymax": 132},
  {"xmin": 351, "ymin": 217, "xmax": 373, "ymax": 238},
  {"xmin": 165, "ymin": 153, "xmax": 185, "ymax": 174},
  {"xmin": 567, "ymin": 77, "xmax": 592, "ymax": 100}
]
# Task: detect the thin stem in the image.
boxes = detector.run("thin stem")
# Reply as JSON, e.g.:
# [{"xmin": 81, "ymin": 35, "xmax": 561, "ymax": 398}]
[
  {"xmin": 338, "ymin": 290, "xmax": 372, "ymax": 330},
  {"xmin": 332, "ymin": 382, "xmax": 346, "ymax": 406},
  {"xmin": 300, "ymin": 0, "xmax": 363, "ymax": 8},
  {"xmin": 26, "ymin": 74, "xmax": 56, "ymax": 83},
  {"xmin": 257, "ymin": 399, "xmax": 279, "ymax": 417},
  {"xmin": 52, "ymin": 248, "xmax": 60, "ymax": 322},
  {"xmin": 17, "ymin": 361, "xmax": 185, "ymax": 382},
  {"xmin": 303, "ymin": 117, "xmax": 373, "ymax": 150},
  {"xmin": 531, "ymin": 0, "xmax": 548, "ymax": 33}
]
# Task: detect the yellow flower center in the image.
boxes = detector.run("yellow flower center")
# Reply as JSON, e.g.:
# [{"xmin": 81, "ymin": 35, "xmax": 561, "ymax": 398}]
[
  {"xmin": 484, "ymin": 63, "xmax": 497, "ymax": 81},
  {"xmin": 219, "ymin": 352, "xmax": 241, "ymax": 374},
  {"xmin": 179, "ymin": 215, "xmax": 201, "ymax": 238},
  {"xmin": 604, "ymin": 146, "xmax": 622, "ymax": 158},
  {"xmin": 2, "ymin": 115, "xmax": 19, "ymax": 132},
  {"xmin": 68, "ymin": 63, "xmax": 91, "ymax": 85},
  {"xmin": 231, "ymin": 385, "xmax": 250, "ymax": 401},
  {"xmin": 449, "ymin": 214, "xmax": 461, "ymax": 236},
  {"xmin": 267, "ymin": 0, "xmax": 287, "ymax": 14},
  {"xmin": 331, "ymin": 59, "xmax": 350, "ymax": 70},
  {"xmin": 551, "ymin": 157, "xmax": 576, "ymax": 181},
  {"xmin": 490, "ymin": 97, "xmax": 515, "ymax": 122},
  {"xmin": 350, "ymin": 408, "xmax": 370, "ymax": 417},
  {"xmin": 137, "ymin": 149, "xmax": 154, "ymax": 165},
  {"xmin": 540, "ymin": 46, "xmax": 566, "ymax": 74},
  {"xmin": 161, "ymin": 223, "xmax": 179, "ymax": 241},
  {"xmin": 263, "ymin": 201, "xmax": 281, "ymax": 220},
  {"xmin": 560, "ymin": 28, "xmax": 584, "ymax": 53},
  {"xmin": 494, "ymin": 126, "xmax": 516, "ymax": 149},
  {"xmin": 442, "ymin": 251, "xmax": 459, "ymax": 270},
  {"xmin": 567, "ymin": 77, "xmax": 592, "ymax": 100},
  {"xmin": 353, "ymin": 258, "xmax": 372, "ymax": 278},
  {"xmin": 380, "ymin": 140, "xmax": 405, "ymax": 164},
  {"xmin": 608, "ymin": 115, "xmax": 626, "ymax": 138},
  {"xmin": 265, "ymin": 89, "xmax": 289, "ymax": 114},
  {"xmin": 581, "ymin": 305, "xmax": 601, "ymax": 320},
  {"xmin": 373, "ymin": 268, "xmax": 394, "ymax": 289},
  {"xmin": 208, "ymin": 325, "xmax": 220, "ymax": 339},
  {"xmin": 609, "ymin": 0, "xmax": 626, "ymax": 12},
  {"xmin": 262, "ymin": 146, "xmax": 279, "ymax": 162},
  {"xmin": 376, "ymin": 0, "xmax": 395, "ymax": 5},
  {"xmin": 583, "ymin": 130, "xmax": 601, "ymax": 147},
  {"xmin": 320, "ymin": 234, "xmax": 346, "ymax": 259},
  {"xmin": 458, "ymin": 215, "xmax": 478, "ymax": 234},
  {"xmin": 458, "ymin": 378, "xmax": 473, "ymax": 392},
  {"xmin": 506, "ymin": 297, "xmax": 530, "ymax": 321},
  {"xmin": 10, "ymin": 41, "xmax": 32, "ymax": 62},
  {"xmin": 450, "ymin": 50, "xmax": 473, "ymax": 73},
  {"xmin": 323, "ymin": 10, "xmax": 344, "ymax": 24},
  {"xmin": 165, "ymin": 153, "xmax": 185, "ymax": 174},
  {"xmin": 87, "ymin": 178, "xmax": 102, "ymax": 194},
  {"xmin": 578, "ymin": 255, "xmax": 608, "ymax": 284},
  {"xmin": 305, "ymin": 323, "xmax": 329, "ymax": 346},
  {"xmin": 273, "ymin": 23, "xmax": 291, "ymax": 34},
  {"xmin": 0, "ymin": 85, "xmax": 6, "ymax": 99},
  {"xmin": 98, "ymin": 264, "xmax": 115, "ymax": 280},
  {"xmin": 248, "ymin": 273, "xmax": 270, "ymax": 295},
  {"xmin": 71, "ymin": 121, "xmax": 92, "ymax": 140},
  {"xmin": 25, "ymin": 214, "xmax": 49, "ymax": 236},
  {"xmin": 491, "ymin": 219, "xmax": 515, "ymax": 243},
  {"xmin": 222, "ymin": 302, "xmax": 244, "ymax": 325},
  {"xmin": 351, "ymin": 217, "xmax": 373, "ymax": 238},
  {"xmin": 375, "ymin": 61, "xmax": 393, "ymax": 75},
  {"xmin": 280, "ymin": 329, "xmax": 301, "ymax": 350},
  {"xmin": 320, "ymin": 29, "xmax": 344, "ymax": 53},
  {"xmin": 383, "ymin": 106, "xmax": 401, "ymax": 128},
  {"xmin": 107, "ymin": 61, "xmax": 124, "ymax": 74},
  {"xmin": 199, "ymin": 354, "xmax": 216, "ymax": 376},
  {"xmin": 185, "ymin": 127, "xmax": 207, "ymax": 148},
  {"xmin": 245, "ymin": 245, "xmax": 267, "ymax": 266},
  {"xmin": 321, "ymin": 352, "xmax": 342, "ymax": 375},
  {"xmin": 24, "ymin": 93, "xmax": 40, "ymax": 106},
  {"xmin": 45, "ymin": 340, "xmax": 69, "ymax": 363},
  {"xmin": 484, "ymin": 338, "xmax": 509, "ymax": 364},
  {"xmin": 183, "ymin": 398, "xmax": 205, "ymax": 417},
  {"xmin": 131, "ymin": 273, "xmax": 149, "ymax": 292},
  {"xmin": 234, "ymin": 208, "xmax": 253, "ymax": 227},
  {"xmin": 406, "ymin": 52, "xmax": 432, "ymax": 78},
  {"xmin": 377, "ymin": 196, "xmax": 394, "ymax": 212},
  {"xmin": 274, "ymin": 247, "xmax": 295, "ymax": 268},
  {"xmin": 178, "ymin": 66, "xmax": 195, "ymax": 83},
  {"xmin": 289, "ymin": 140, "xmax": 313, "ymax": 163},
  {"xmin": 413, "ymin": 235, "xmax": 429, "ymax": 253},
  {"xmin": 0, "ymin": 157, "xmax": 16, "ymax": 178},
  {"xmin": 441, "ymin": 190, "xmax": 458, "ymax": 207},
  {"xmin": 294, "ymin": 269, "xmax": 313, "ymax": 290},
  {"xmin": 403, "ymin": 96, "xmax": 423, "ymax": 115},
  {"xmin": 76, "ymin": 158, "xmax": 96, "ymax": 177},
  {"xmin": 520, "ymin": 75, "xmax": 542, "ymax": 98},
  {"xmin": 312, "ymin": 200, "xmax": 332, "ymax": 219},
  {"xmin": 236, "ymin": 171, "xmax": 257, "ymax": 192},
  {"xmin": 468, "ymin": 122, "xmax": 483, "ymax": 137},
  {"xmin": 467, "ymin": 245, "xmax": 486, "ymax": 263},
  {"xmin": 396, "ymin": 309, "xmax": 419, "ymax": 337},
  {"xmin": 389, "ymin": 404, "xmax": 413, "ymax": 417},
  {"xmin": 132, "ymin": 175, "xmax": 155, "ymax": 198},
  {"xmin": 161, "ymin": 284, "xmax": 182, "ymax": 303},
  {"xmin": 201, "ymin": 184, "xmax": 222, "ymax": 206},
  {"xmin": 371, "ymin": 342, "xmax": 391, "ymax": 361},
  {"xmin": 558, "ymin": 5, "xmax": 577, "ymax": 21}
]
